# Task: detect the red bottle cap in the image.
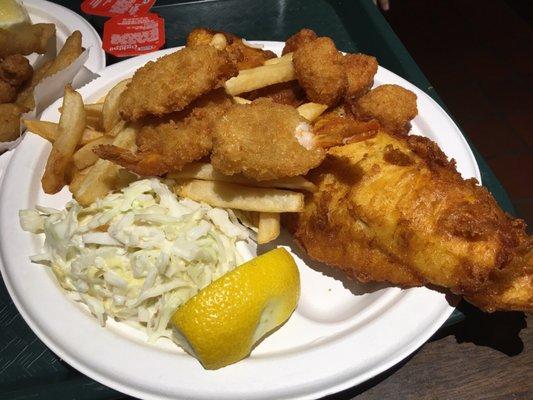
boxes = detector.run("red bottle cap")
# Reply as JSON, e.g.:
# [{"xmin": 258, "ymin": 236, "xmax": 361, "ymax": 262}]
[
  {"xmin": 103, "ymin": 13, "xmax": 165, "ymax": 57},
  {"xmin": 81, "ymin": 0, "xmax": 156, "ymax": 17}
]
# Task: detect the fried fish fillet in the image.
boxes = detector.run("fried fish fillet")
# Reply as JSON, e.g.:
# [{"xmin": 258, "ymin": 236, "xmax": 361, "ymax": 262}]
[
  {"xmin": 289, "ymin": 130, "xmax": 532, "ymax": 311},
  {"xmin": 119, "ymin": 46, "xmax": 237, "ymax": 121}
]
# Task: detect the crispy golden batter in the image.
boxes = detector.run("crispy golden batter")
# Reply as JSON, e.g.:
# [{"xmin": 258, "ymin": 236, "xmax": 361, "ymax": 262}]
[
  {"xmin": 241, "ymin": 81, "xmax": 306, "ymax": 107},
  {"xmin": 0, "ymin": 80, "xmax": 16, "ymax": 103},
  {"xmin": 211, "ymin": 99, "xmax": 325, "ymax": 181},
  {"xmin": 0, "ymin": 54, "xmax": 33, "ymax": 86},
  {"xmin": 187, "ymin": 28, "xmax": 276, "ymax": 70},
  {"xmin": 344, "ymin": 53, "xmax": 378, "ymax": 100},
  {"xmin": 119, "ymin": 46, "xmax": 237, "ymax": 121},
  {"xmin": 97, "ymin": 91, "xmax": 232, "ymax": 176},
  {"xmin": 282, "ymin": 28, "xmax": 318, "ymax": 55},
  {"xmin": 0, "ymin": 23, "xmax": 55, "ymax": 57},
  {"xmin": 293, "ymin": 37, "xmax": 346, "ymax": 106},
  {"xmin": 289, "ymin": 130, "xmax": 532, "ymax": 311},
  {"xmin": 0, "ymin": 103, "xmax": 26, "ymax": 142},
  {"xmin": 351, "ymin": 84, "xmax": 417, "ymax": 135}
]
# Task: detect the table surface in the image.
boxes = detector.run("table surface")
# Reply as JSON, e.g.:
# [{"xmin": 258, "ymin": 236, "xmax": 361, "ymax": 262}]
[{"xmin": 1, "ymin": 1, "xmax": 530, "ymax": 399}]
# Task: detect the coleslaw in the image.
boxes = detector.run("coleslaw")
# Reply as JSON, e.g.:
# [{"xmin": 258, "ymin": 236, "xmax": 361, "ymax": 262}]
[{"xmin": 19, "ymin": 178, "xmax": 255, "ymax": 342}]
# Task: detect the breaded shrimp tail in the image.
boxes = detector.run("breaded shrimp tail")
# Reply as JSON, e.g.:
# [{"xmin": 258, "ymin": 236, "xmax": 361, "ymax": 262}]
[{"xmin": 290, "ymin": 130, "xmax": 532, "ymax": 311}]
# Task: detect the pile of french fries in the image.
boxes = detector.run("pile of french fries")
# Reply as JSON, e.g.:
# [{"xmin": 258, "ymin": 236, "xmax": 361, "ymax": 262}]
[{"xmin": 27, "ymin": 47, "xmax": 331, "ymax": 244}]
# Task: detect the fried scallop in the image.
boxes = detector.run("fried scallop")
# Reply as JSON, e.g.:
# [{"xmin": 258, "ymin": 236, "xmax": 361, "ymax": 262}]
[
  {"xmin": 119, "ymin": 46, "xmax": 237, "ymax": 121},
  {"xmin": 282, "ymin": 28, "xmax": 318, "ymax": 55},
  {"xmin": 211, "ymin": 99, "xmax": 325, "ymax": 181},
  {"xmin": 351, "ymin": 84, "xmax": 417, "ymax": 135},
  {"xmin": 344, "ymin": 53, "xmax": 378, "ymax": 100},
  {"xmin": 292, "ymin": 37, "xmax": 346, "ymax": 106}
]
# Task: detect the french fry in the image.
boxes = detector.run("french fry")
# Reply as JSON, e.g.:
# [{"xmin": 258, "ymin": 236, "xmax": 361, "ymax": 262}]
[
  {"xmin": 69, "ymin": 167, "xmax": 90, "ymax": 193},
  {"xmin": 72, "ymin": 136, "xmax": 113, "ymax": 170},
  {"xmin": 41, "ymin": 86, "xmax": 86, "ymax": 194},
  {"xmin": 106, "ymin": 119, "xmax": 127, "ymax": 138},
  {"xmin": 84, "ymin": 103, "xmax": 103, "ymax": 118},
  {"xmin": 24, "ymin": 120, "xmax": 57, "ymax": 142},
  {"xmin": 17, "ymin": 31, "xmax": 83, "ymax": 109},
  {"xmin": 174, "ymin": 179, "xmax": 304, "ymax": 212},
  {"xmin": 224, "ymin": 62, "xmax": 296, "ymax": 95},
  {"xmin": 86, "ymin": 114, "xmax": 104, "ymax": 131},
  {"xmin": 263, "ymin": 52, "xmax": 293, "ymax": 65},
  {"xmin": 232, "ymin": 96, "xmax": 252, "ymax": 105},
  {"xmin": 297, "ymin": 102, "xmax": 328, "ymax": 122},
  {"xmin": 72, "ymin": 124, "xmax": 138, "ymax": 205},
  {"xmin": 80, "ymin": 128, "xmax": 105, "ymax": 145},
  {"xmin": 102, "ymin": 79, "xmax": 130, "ymax": 132},
  {"xmin": 257, "ymin": 212, "xmax": 280, "ymax": 244},
  {"xmin": 25, "ymin": 120, "xmax": 105, "ymax": 146},
  {"xmin": 168, "ymin": 163, "xmax": 316, "ymax": 192}
]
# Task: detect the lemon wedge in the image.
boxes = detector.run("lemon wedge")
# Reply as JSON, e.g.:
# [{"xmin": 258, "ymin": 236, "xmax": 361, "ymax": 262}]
[{"xmin": 171, "ymin": 248, "xmax": 300, "ymax": 370}]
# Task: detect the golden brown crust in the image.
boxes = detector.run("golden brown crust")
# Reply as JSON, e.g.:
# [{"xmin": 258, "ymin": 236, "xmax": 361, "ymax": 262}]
[
  {"xmin": 344, "ymin": 53, "xmax": 378, "ymax": 100},
  {"xmin": 98, "ymin": 91, "xmax": 233, "ymax": 176},
  {"xmin": 291, "ymin": 129, "xmax": 532, "ymax": 310},
  {"xmin": 350, "ymin": 84, "xmax": 418, "ymax": 135},
  {"xmin": 119, "ymin": 46, "xmax": 237, "ymax": 121},
  {"xmin": 187, "ymin": 27, "xmax": 276, "ymax": 70},
  {"xmin": 211, "ymin": 98, "xmax": 325, "ymax": 181},
  {"xmin": 0, "ymin": 103, "xmax": 26, "ymax": 142},
  {"xmin": 282, "ymin": 28, "xmax": 318, "ymax": 55},
  {"xmin": 293, "ymin": 37, "xmax": 346, "ymax": 106}
]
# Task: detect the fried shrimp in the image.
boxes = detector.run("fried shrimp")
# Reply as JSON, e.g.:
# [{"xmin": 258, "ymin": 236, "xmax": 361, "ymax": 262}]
[
  {"xmin": 293, "ymin": 37, "xmax": 346, "ymax": 106},
  {"xmin": 97, "ymin": 91, "xmax": 233, "ymax": 176},
  {"xmin": 187, "ymin": 28, "xmax": 276, "ymax": 70},
  {"xmin": 211, "ymin": 99, "xmax": 325, "ymax": 181},
  {"xmin": 350, "ymin": 84, "xmax": 418, "ymax": 135},
  {"xmin": 119, "ymin": 46, "xmax": 237, "ymax": 121},
  {"xmin": 344, "ymin": 53, "xmax": 378, "ymax": 100},
  {"xmin": 282, "ymin": 28, "xmax": 318, "ymax": 55}
]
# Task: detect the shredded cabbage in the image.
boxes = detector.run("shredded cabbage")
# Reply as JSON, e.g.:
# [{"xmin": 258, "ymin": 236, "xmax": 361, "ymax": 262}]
[{"xmin": 19, "ymin": 178, "xmax": 254, "ymax": 342}]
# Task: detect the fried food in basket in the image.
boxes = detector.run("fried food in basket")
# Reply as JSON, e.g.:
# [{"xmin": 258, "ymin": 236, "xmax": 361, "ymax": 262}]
[
  {"xmin": 0, "ymin": 54, "xmax": 32, "ymax": 86},
  {"xmin": 349, "ymin": 84, "xmax": 418, "ymax": 135},
  {"xmin": 0, "ymin": 103, "xmax": 27, "ymax": 142},
  {"xmin": 119, "ymin": 45, "xmax": 237, "ymax": 121},
  {"xmin": 288, "ymin": 130, "xmax": 532, "ymax": 311},
  {"xmin": 211, "ymin": 99, "xmax": 325, "ymax": 181},
  {"xmin": 16, "ymin": 30, "xmax": 83, "ymax": 110},
  {"xmin": 0, "ymin": 23, "xmax": 55, "ymax": 58},
  {"xmin": 187, "ymin": 27, "xmax": 276, "ymax": 69},
  {"xmin": 293, "ymin": 37, "xmax": 346, "ymax": 106},
  {"xmin": 0, "ymin": 55, "xmax": 33, "ymax": 104}
]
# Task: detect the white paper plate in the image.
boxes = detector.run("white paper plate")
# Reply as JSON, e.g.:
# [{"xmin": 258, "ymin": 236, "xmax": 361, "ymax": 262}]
[
  {"xmin": 0, "ymin": 42, "xmax": 479, "ymax": 400},
  {"xmin": 23, "ymin": 0, "xmax": 106, "ymax": 72}
]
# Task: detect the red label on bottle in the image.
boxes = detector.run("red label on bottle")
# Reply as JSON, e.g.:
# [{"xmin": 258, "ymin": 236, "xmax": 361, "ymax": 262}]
[
  {"xmin": 81, "ymin": 0, "xmax": 156, "ymax": 17},
  {"xmin": 103, "ymin": 13, "xmax": 165, "ymax": 57}
]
